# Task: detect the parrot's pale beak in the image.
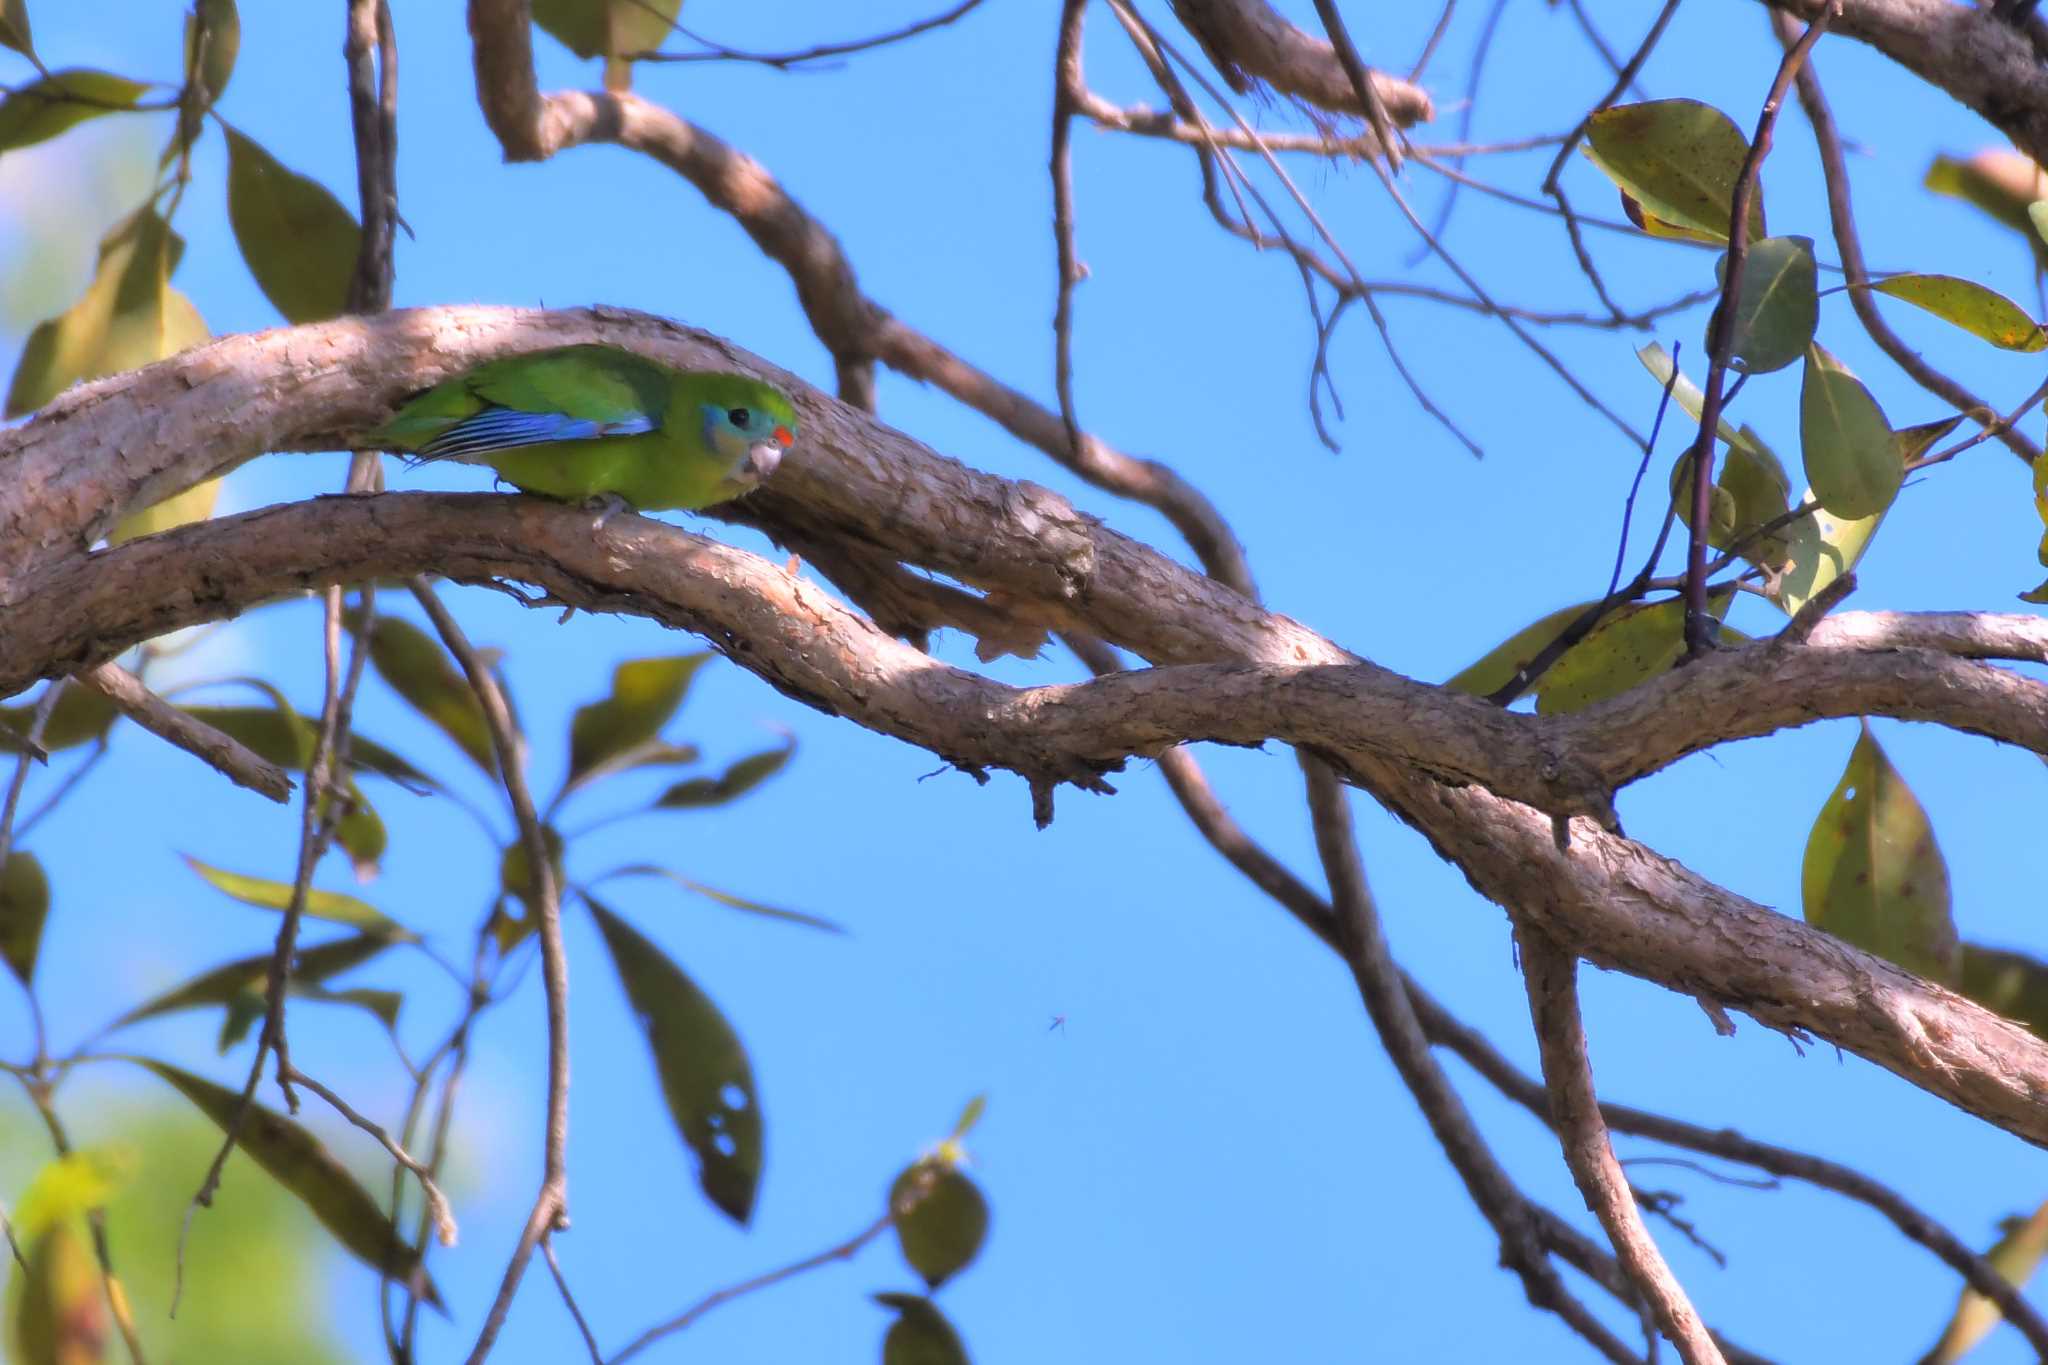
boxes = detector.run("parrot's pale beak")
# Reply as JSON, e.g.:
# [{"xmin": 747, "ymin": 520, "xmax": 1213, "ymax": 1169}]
[{"xmin": 743, "ymin": 439, "xmax": 786, "ymax": 484}]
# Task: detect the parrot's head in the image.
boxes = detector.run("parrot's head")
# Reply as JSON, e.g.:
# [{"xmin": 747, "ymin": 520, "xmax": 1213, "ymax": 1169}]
[{"xmin": 699, "ymin": 377, "xmax": 799, "ymax": 493}]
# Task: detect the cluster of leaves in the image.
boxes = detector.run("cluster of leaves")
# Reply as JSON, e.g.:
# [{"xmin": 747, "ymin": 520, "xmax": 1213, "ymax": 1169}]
[
  {"xmin": 1443, "ymin": 97, "xmax": 2048, "ymax": 1098},
  {"xmin": 0, "ymin": 0, "xmax": 362, "ymax": 540}
]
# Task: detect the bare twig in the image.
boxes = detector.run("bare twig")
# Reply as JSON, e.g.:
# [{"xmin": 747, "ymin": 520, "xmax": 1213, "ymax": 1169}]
[
  {"xmin": 76, "ymin": 662, "xmax": 292, "ymax": 801},
  {"xmin": 634, "ymin": 0, "xmax": 986, "ymax": 69},
  {"xmin": 1052, "ymin": 0, "xmax": 1089, "ymax": 458},
  {"xmin": 543, "ymin": 1236, "xmax": 605, "ymax": 1365},
  {"xmin": 289, "ymin": 1065, "xmax": 457, "ymax": 1248}
]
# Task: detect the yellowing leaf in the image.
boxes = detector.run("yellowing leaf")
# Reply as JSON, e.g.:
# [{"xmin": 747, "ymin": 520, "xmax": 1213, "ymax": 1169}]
[
  {"xmin": 1721, "ymin": 235, "xmax": 1817, "ymax": 373},
  {"xmin": 1445, "ymin": 600, "xmax": 1596, "ymax": 698},
  {"xmin": 1584, "ymin": 99, "xmax": 1763, "ymax": 243},
  {"xmin": 1924, "ymin": 152, "xmax": 2048, "ymax": 263},
  {"xmin": 1923, "ymin": 1200, "xmax": 2048, "ymax": 1364},
  {"xmin": 182, "ymin": 855, "xmax": 415, "ymax": 938},
  {"xmin": 1871, "ymin": 274, "xmax": 2047, "ymax": 351},
  {"xmin": 1801, "ymin": 723, "xmax": 1957, "ymax": 982},
  {"xmin": 1634, "ymin": 342, "xmax": 1746, "ymax": 450},
  {"xmin": 0, "ymin": 69, "xmax": 149, "ymax": 155},
  {"xmin": 13, "ymin": 1149, "xmax": 134, "ymax": 1242},
  {"xmin": 1535, "ymin": 591, "xmax": 1733, "ymax": 715},
  {"xmin": 224, "ymin": 124, "xmax": 361, "ymax": 324},
  {"xmin": 588, "ymin": 894, "xmax": 762, "ymax": 1224},
  {"xmin": 1800, "ymin": 343, "xmax": 1898, "ymax": 520}
]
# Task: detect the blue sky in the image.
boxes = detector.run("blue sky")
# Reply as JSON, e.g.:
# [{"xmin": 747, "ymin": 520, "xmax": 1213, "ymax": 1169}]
[{"xmin": 6, "ymin": 1, "xmax": 2048, "ymax": 1362}]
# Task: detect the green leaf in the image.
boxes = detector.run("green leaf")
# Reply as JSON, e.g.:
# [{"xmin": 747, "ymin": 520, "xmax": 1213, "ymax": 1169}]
[
  {"xmin": 532, "ymin": 0, "xmax": 681, "ymax": 77},
  {"xmin": 651, "ymin": 738, "xmax": 793, "ymax": 810},
  {"xmin": 949, "ymin": 1095, "xmax": 987, "ymax": 1142},
  {"xmin": 106, "ymin": 932, "xmax": 397, "ymax": 1036},
  {"xmin": 1634, "ymin": 342, "xmax": 1747, "ymax": 450},
  {"xmin": 0, "ymin": 0, "xmax": 35, "ymax": 62},
  {"xmin": 1770, "ymin": 421, "xmax": 1952, "ymax": 617},
  {"xmin": 1719, "ymin": 235, "xmax": 1817, "ymax": 373},
  {"xmin": 1800, "ymin": 343, "xmax": 1898, "ymax": 520},
  {"xmin": 596, "ymin": 863, "xmax": 844, "ymax": 933},
  {"xmin": 0, "ymin": 69, "xmax": 149, "ymax": 155},
  {"xmin": 1721, "ymin": 425, "xmax": 1793, "ymax": 563},
  {"xmin": 1583, "ymin": 99, "xmax": 1764, "ymax": 243},
  {"xmin": 1959, "ymin": 943, "xmax": 2048, "ymax": 1038},
  {"xmin": 137, "ymin": 1060, "xmax": 438, "ymax": 1301},
  {"xmin": 0, "ymin": 684, "xmax": 118, "ymax": 754},
  {"xmin": 566, "ymin": 654, "xmax": 712, "ymax": 787},
  {"xmin": 587, "ymin": 894, "xmax": 761, "ymax": 1224},
  {"xmin": 223, "ymin": 124, "xmax": 361, "ymax": 324},
  {"xmin": 2031, "ymin": 200, "xmax": 2048, "ymax": 250},
  {"xmin": 891, "ymin": 1161, "xmax": 989, "ymax": 1290},
  {"xmin": 6, "ymin": 208, "xmax": 209, "ymax": 419},
  {"xmin": 363, "ymin": 615, "xmax": 496, "ymax": 775},
  {"xmin": 1871, "ymin": 274, "xmax": 2047, "ymax": 351},
  {"xmin": 1923, "ymin": 1200, "xmax": 2048, "ymax": 1364},
  {"xmin": 178, "ymin": 702, "xmax": 438, "ymax": 789},
  {"xmin": 1535, "ymin": 591, "xmax": 1733, "ymax": 715},
  {"xmin": 1444, "ymin": 600, "xmax": 1596, "ymax": 697},
  {"xmin": 182, "ymin": 855, "xmax": 415, "ymax": 938},
  {"xmin": 553, "ymin": 739, "xmax": 701, "ymax": 808},
  {"xmin": 0, "ymin": 851, "xmax": 50, "ymax": 985},
  {"xmin": 1801, "ymin": 722, "xmax": 1957, "ymax": 982},
  {"xmin": 498, "ymin": 824, "xmax": 565, "ymax": 913},
  {"xmin": 168, "ymin": 0, "xmax": 238, "ymax": 159},
  {"xmin": 874, "ymin": 1295, "xmax": 970, "ymax": 1365}
]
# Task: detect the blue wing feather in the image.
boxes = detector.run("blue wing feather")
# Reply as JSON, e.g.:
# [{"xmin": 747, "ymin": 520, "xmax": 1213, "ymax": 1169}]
[{"xmin": 414, "ymin": 407, "xmax": 656, "ymax": 462}]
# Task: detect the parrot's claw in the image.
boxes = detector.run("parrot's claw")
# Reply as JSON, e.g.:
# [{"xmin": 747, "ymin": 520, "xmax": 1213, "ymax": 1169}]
[{"xmin": 584, "ymin": 492, "xmax": 631, "ymax": 532}]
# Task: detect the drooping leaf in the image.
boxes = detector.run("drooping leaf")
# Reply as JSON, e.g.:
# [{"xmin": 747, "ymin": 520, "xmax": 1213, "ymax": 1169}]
[
  {"xmin": 0, "ymin": 69, "xmax": 149, "ymax": 155},
  {"xmin": 362, "ymin": 615, "xmax": 496, "ymax": 775},
  {"xmin": 552, "ymin": 740, "xmax": 701, "ymax": 808},
  {"xmin": 1801, "ymin": 722, "xmax": 1957, "ymax": 982},
  {"xmin": 106, "ymin": 932, "xmax": 397, "ymax": 1036},
  {"xmin": 224, "ymin": 124, "xmax": 361, "ymax": 324},
  {"xmin": 0, "ymin": 850, "xmax": 49, "ymax": 985},
  {"xmin": 1535, "ymin": 590, "xmax": 1734, "ymax": 715},
  {"xmin": 1584, "ymin": 99, "xmax": 1764, "ymax": 243},
  {"xmin": 6, "ymin": 1217, "xmax": 102, "ymax": 1365},
  {"xmin": 2026, "ymin": 453, "xmax": 2048, "ymax": 603},
  {"xmin": 182, "ymin": 855, "xmax": 415, "ymax": 938},
  {"xmin": 1719, "ymin": 235, "xmax": 1817, "ymax": 373},
  {"xmin": 1871, "ymin": 274, "xmax": 2047, "ymax": 351},
  {"xmin": 6, "ymin": 209, "xmax": 209, "ymax": 420},
  {"xmin": 1959, "ymin": 943, "xmax": 2048, "ymax": 1038},
  {"xmin": 2032, "ymin": 199, "xmax": 2048, "ymax": 251},
  {"xmin": 1634, "ymin": 342, "xmax": 1747, "ymax": 450},
  {"xmin": 587, "ymin": 894, "xmax": 761, "ymax": 1224},
  {"xmin": 1771, "ymin": 421, "xmax": 1953, "ymax": 617},
  {"xmin": 1922, "ymin": 1201, "xmax": 2048, "ymax": 1364},
  {"xmin": 874, "ymin": 1295, "xmax": 971, "ymax": 1365},
  {"xmin": 891, "ymin": 1161, "xmax": 989, "ymax": 1290},
  {"xmin": 0, "ymin": 684, "xmax": 117, "ymax": 754},
  {"xmin": 137, "ymin": 1060, "xmax": 438, "ymax": 1300},
  {"xmin": 1924, "ymin": 152, "xmax": 2048, "ymax": 264},
  {"xmin": 168, "ymin": 0, "xmax": 238, "ymax": 159},
  {"xmin": 1444, "ymin": 600, "xmax": 1596, "ymax": 698},
  {"xmin": 595, "ymin": 863, "xmax": 844, "ymax": 933},
  {"xmin": 651, "ymin": 738, "xmax": 793, "ymax": 810},
  {"xmin": 0, "ymin": 0, "xmax": 34, "ymax": 62},
  {"xmin": 566, "ymin": 654, "xmax": 712, "ymax": 787},
  {"xmin": 1800, "ymin": 343, "xmax": 1898, "ymax": 520}
]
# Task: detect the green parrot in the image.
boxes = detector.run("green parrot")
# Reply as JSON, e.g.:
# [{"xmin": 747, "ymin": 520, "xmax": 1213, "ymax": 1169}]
[{"xmin": 366, "ymin": 345, "xmax": 799, "ymax": 513}]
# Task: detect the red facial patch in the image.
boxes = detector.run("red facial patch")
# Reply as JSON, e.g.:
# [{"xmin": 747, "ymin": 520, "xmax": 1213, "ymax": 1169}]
[{"xmin": 772, "ymin": 425, "xmax": 794, "ymax": 448}]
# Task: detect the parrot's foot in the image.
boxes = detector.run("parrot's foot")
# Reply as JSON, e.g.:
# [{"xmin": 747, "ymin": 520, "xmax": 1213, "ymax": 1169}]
[{"xmin": 583, "ymin": 492, "xmax": 631, "ymax": 532}]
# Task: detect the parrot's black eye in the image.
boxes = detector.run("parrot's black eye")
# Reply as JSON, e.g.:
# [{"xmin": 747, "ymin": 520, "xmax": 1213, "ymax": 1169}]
[{"xmin": 726, "ymin": 407, "xmax": 752, "ymax": 428}]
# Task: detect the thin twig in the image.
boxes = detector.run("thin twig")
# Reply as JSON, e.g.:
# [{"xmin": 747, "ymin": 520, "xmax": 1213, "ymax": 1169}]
[
  {"xmin": 543, "ymin": 1235, "xmax": 605, "ymax": 1365},
  {"xmin": 289, "ymin": 1065, "xmax": 457, "ymax": 1248},
  {"xmin": 634, "ymin": 0, "xmax": 985, "ymax": 68},
  {"xmin": 76, "ymin": 662, "xmax": 292, "ymax": 801},
  {"xmin": 1051, "ymin": 0, "xmax": 1089, "ymax": 459}
]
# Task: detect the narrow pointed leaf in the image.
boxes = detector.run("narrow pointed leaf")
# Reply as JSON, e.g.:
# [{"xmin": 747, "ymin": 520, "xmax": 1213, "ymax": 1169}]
[
  {"xmin": 595, "ymin": 863, "xmax": 843, "ymax": 933},
  {"xmin": 0, "ymin": 0, "xmax": 33, "ymax": 61},
  {"xmin": 1634, "ymin": 342, "xmax": 1753, "ymax": 451},
  {"xmin": 651, "ymin": 738, "xmax": 794, "ymax": 810},
  {"xmin": 1584, "ymin": 99, "xmax": 1764, "ymax": 243},
  {"xmin": 0, "ymin": 851, "xmax": 49, "ymax": 985},
  {"xmin": 891, "ymin": 1161, "xmax": 989, "ymax": 1290},
  {"xmin": 0, "ymin": 69, "xmax": 149, "ymax": 155},
  {"xmin": 224, "ymin": 124, "xmax": 361, "ymax": 324},
  {"xmin": 182, "ymin": 855, "xmax": 414, "ymax": 938},
  {"xmin": 587, "ymin": 894, "xmax": 761, "ymax": 1224},
  {"xmin": 875, "ymin": 1295, "xmax": 971, "ymax": 1365},
  {"xmin": 567, "ymin": 654, "xmax": 712, "ymax": 785},
  {"xmin": 1872, "ymin": 274, "xmax": 2047, "ymax": 351},
  {"xmin": 949, "ymin": 1094, "xmax": 988, "ymax": 1142},
  {"xmin": 1801, "ymin": 723, "xmax": 1957, "ymax": 982},
  {"xmin": 1719, "ymin": 235, "xmax": 1817, "ymax": 373},
  {"xmin": 1801, "ymin": 344, "xmax": 1898, "ymax": 519},
  {"xmin": 553, "ymin": 739, "xmax": 701, "ymax": 806},
  {"xmin": 0, "ymin": 685, "xmax": 117, "ymax": 754},
  {"xmin": 178, "ymin": 703, "xmax": 438, "ymax": 789},
  {"xmin": 137, "ymin": 1060, "xmax": 438, "ymax": 1300},
  {"xmin": 1923, "ymin": 1200, "xmax": 2048, "ymax": 1364},
  {"xmin": 107, "ymin": 932, "xmax": 397, "ymax": 1034},
  {"xmin": 363, "ymin": 615, "xmax": 496, "ymax": 775}
]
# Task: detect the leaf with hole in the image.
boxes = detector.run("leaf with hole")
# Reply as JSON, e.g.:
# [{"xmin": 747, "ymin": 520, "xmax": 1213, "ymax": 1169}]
[
  {"xmin": 0, "ymin": 69, "xmax": 149, "ymax": 155},
  {"xmin": 587, "ymin": 894, "xmax": 761, "ymax": 1224},
  {"xmin": 1800, "ymin": 344, "xmax": 1898, "ymax": 519},
  {"xmin": 566, "ymin": 654, "xmax": 712, "ymax": 788},
  {"xmin": 225, "ymin": 124, "xmax": 361, "ymax": 324},
  {"xmin": 1584, "ymin": 99, "xmax": 1763, "ymax": 243},
  {"xmin": 1718, "ymin": 235, "xmax": 1816, "ymax": 373},
  {"xmin": 892, "ymin": 1161, "xmax": 989, "ymax": 1290},
  {"xmin": 1871, "ymin": 274, "xmax": 2046, "ymax": 351},
  {"xmin": 0, "ymin": 851, "xmax": 49, "ymax": 985},
  {"xmin": 1802, "ymin": 723, "xmax": 1957, "ymax": 982},
  {"xmin": 138, "ymin": 1060, "xmax": 438, "ymax": 1301}
]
